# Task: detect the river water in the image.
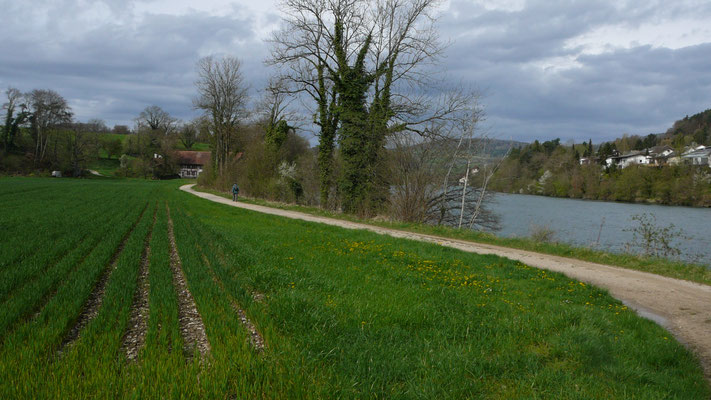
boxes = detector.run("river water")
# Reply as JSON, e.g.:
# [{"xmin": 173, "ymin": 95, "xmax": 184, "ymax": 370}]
[{"xmin": 487, "ymin": 193, "xmax": 711, "ymax": 267}]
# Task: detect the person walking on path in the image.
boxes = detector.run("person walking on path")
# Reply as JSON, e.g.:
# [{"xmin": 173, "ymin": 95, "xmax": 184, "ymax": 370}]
[{"xmin": 231, "ymin": 183, "xmax": 239, "ymax": 201}]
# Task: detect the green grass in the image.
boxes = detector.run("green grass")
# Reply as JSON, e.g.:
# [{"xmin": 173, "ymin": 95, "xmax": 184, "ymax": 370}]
[
  {"xmin": 88, "ymin": 157, "xmax": 122, "ymax": 177},
  {"xmin": 0, "ymin": 177, "xmax": 708, "ymax": 398},
  {"xmin": 196, "ymin": 186, "xmax": 711, "ymax": 286},
  {"xmin": 175, "ymin": 141, "xmax": 210, "ymax": 151}
]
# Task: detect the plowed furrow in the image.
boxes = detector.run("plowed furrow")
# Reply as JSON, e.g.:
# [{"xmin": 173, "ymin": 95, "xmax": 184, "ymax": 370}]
[
  {"xmin": 59, "ymin": 204, "xmax": 148, "ymax": 352},
  {"xmin": 197, "ymin": 245, "xmax": 266, "ymax": 352},
  {"xmin": 166, "ymin": 205, "xmax": 210, "ymax": 360},
  {"xmin": 121, "ymin": 207, "xmax": 156, "ymax": 361}
]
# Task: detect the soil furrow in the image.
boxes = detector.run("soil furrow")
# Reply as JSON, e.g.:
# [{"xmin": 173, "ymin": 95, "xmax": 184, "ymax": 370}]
[
  {"xmin": 121, "ymin": 207, "xmax": 157, "ymax": 361},
  {"xmin": 58, "ymin": 203, "xmax": 148, "ymax": 353},
  {"xmin": 166, "ymin": 205, "xmax": 211, "ymax": 360},
  {"xmin": 196, "ymin": 243, "xmax": 266, "ymax": 352}
]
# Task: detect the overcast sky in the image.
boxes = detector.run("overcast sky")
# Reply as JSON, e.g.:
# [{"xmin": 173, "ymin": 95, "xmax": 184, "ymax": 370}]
[{"xmin": 1, "ymin": 0, "xmax": 710, "ymax": 143}]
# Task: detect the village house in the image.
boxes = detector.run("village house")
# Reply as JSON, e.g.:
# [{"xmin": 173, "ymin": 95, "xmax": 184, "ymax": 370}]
[
  {"xmin": 603, "ymin": 145, "xmax": 677, "ymax": 169},
  {"xmin": 647, "ymin": 145, "xmax": 674, "ymax": 166},
  {"xmin": 605, "ymin": 151, "xmax": 650, "ymax": 168},
  {"xmin": 579, "ymin": 157, "xmax": 597, "ymax": 165},
  {"xmin": 681, "ymin": 147, "xmax": 711, "ymax": 167},
  {"xmin": 175, "ymin": 151, "xmax": 211, "ymax": 178}
]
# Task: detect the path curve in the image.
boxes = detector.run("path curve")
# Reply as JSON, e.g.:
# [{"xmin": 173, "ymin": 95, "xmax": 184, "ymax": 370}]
[{"xmin": 180, "ymin": 184, "xmax": 711, "ymax": 382}]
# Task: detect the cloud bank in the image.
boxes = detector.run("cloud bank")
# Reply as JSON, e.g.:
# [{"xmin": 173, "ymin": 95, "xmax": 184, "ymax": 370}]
[{"xmin": 1, "ymin": 0, "xmax": 709, "ymax": 142}]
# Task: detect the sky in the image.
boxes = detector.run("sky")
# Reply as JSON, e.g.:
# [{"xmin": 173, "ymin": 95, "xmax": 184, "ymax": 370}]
[{"xmin": 1, "ymin": 0, "xmax": 710, "ymax": 143}]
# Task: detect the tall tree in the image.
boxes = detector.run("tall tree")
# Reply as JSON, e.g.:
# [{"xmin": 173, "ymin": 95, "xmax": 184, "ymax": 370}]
[
  {"xmin": 194, "ymin": 56, "xmax": 249, "ymax": 171},
  {"xmin": 267, "ymin": 0, "xmax": 354, "ymax": 207},
  {"xmin": 259, "ymin": 77, "xmax": 298, "ymax": 151},
  {"xmin": 63, "ymin": 123, "xmax": 97, "ymax": 177},
  {"xmin": 270, "ymin": 0, "xmax": 461, "ymax": 214},
  {"xmin": 179, "ymin": 119, "xmax": 199, "ymax": 150},
  {"xmin": 137, "ymin": 105, "xmax": 177, "ymax": 135},
  {"xmin": 2, "ymin": 88, "xmax": 30, "ymax": 154},
  {"xmin": 27, "ymin": 89, "xmax": 72, "ymax": 166}
]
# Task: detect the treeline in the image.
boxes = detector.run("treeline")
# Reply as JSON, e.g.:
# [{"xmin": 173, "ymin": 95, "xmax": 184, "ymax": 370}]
[
  {"xmin": 0, "ymin": 87, "xmax": 209, "ymax": 178},
  {"xmin": 0, "ymin": 88, "xmax": 115, "ymax": 176},
  {"xmin": 491, "ymin": 109, "xmax": 711, "ymax": 206}
]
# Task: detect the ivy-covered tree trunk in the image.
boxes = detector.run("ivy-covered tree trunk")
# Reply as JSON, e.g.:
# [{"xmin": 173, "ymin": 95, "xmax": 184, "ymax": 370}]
[
  {"xmin": 363, "ymin": 54, "xmax": 399, "ymax": 215},
  {"xmin": 316, "ymin": 63, "xmax": 339, "ymax": 208},
  {"xmin": 333, "ymin": 20, "xmax": 375, "ymax": 215}
]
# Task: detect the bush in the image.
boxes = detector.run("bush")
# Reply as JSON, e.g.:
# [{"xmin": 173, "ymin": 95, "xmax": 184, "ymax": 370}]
[{"xmin": 530, "ymin": 223, "xmax": 556, "ymax": 243}]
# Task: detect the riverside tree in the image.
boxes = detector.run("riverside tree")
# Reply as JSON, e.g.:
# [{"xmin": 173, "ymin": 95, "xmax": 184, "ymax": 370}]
[
  {"xmin": 194, "ymin": 56, "xmax": 249, "ymax": 172},
  {"xmin": 269, "ymin": 0, "xmax": 466, "ymax": 215}
]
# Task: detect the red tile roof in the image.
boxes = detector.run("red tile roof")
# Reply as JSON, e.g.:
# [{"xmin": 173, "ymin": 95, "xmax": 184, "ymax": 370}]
[{"xmin": 176, "ymin": 151, "xmax": 211, "ymax": 166}]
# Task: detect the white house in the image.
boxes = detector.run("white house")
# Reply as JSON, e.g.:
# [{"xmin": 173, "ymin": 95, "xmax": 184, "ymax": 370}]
[{"xmin": 606, "ymin": 151, "xmax": 650, "ymax": 168}]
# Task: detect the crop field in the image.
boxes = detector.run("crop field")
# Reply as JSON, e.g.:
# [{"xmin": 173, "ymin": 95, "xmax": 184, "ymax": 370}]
[{"xmin": 0, "ymin": 177, "xmax": 708, "ymax": 399}]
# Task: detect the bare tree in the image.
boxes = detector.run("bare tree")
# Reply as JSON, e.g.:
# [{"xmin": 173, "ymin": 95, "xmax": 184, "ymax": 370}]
[
  {"xmin": 194, "ymin": 56, "xmax": 249, "ymax": 171},
  {"xmin": 27, "ymin": 89, "xmax": 72, "ymax": 166},
  {"xmin": 86, "ymin": 118, "xmax": 109, "ymax": 133},
  {"xmin": 433, "ymin": 103, "xmax": 505, "ymax": 231},
  {"xmin": 113, "ymin": 124, "xmax": 130, "ymax": 134},
  {"xmin": 388, "ymin": 95, "xmax": 503, "ymax": 231},
  {"xmin": 64, "ymin": 123, "xmax": 97, "ymax": 177},
  {"xmin": 269, "ymin": 0, "xmax": 469, "ymax": 214},
  {"xmin": 388, "ymin": 130, "xmax": 446, "ymax": 222},
  {"xmin": 136, "ymin": 105, "xmax": 177, "ymax": 135},
  {"xmin": 179, "ymin": 119, "xmax": 199, "ymax": 150},
  {"xmin": 267, "ymin": 0, "xmax": 354, "ymax": 207},
  {"xmin": 258, "ymin": 77, "xmax": 302, "ymax": 134}
]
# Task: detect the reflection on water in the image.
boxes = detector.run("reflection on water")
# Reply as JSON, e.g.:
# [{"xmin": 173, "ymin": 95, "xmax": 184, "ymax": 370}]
[{"xmin": 487, "ymin": 193, "xmax": 711, "ymax": 267}]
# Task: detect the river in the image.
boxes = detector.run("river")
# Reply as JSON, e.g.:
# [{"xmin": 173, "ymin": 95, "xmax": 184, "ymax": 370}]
[{"xmin": 488, "ymin": 193, "xmax": 711, "ymax": 267}]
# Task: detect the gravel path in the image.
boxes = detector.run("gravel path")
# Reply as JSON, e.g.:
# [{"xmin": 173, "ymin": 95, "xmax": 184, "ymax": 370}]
[{"xmin": 181, "ymin": 184, "xmax": 711, "ymax": 382}]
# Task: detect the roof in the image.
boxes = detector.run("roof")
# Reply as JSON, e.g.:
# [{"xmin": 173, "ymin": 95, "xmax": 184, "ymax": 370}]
[
  {"xmin": 610, "ymin": 151, "xmax": 646, "ymax": 160},
  {"xmin": 176, "ymin": 151, "xmax": 211, "ymax": 165},
  {"xmin": 681, "ymin": 148, "xmax": 711, "ymax": 158},
  {"xmin": 649, "ymin": 145, "xmax": 673, "ymax": 155}
]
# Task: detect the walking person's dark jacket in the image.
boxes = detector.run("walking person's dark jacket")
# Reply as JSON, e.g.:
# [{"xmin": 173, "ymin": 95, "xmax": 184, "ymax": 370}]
[{"xmin": 231, "ymin": 184, "xmax": 239, "ymax": 201}]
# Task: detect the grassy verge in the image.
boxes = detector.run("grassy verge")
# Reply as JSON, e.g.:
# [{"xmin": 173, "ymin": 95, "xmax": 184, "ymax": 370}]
[{"xmin": 195, "ymin": 186, "xmax": 711, "ymax": 286}]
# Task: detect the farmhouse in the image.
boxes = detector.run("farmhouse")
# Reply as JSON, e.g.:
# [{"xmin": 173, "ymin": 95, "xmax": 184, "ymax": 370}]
[{"xmin": 176, "ymin": 151, "xmax": 210, "ymax": 178}]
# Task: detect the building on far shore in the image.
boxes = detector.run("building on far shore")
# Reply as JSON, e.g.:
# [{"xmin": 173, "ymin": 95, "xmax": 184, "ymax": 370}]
[{"xmin": 176, "ymin": 151, "xmax": 211, "ymax": 178}]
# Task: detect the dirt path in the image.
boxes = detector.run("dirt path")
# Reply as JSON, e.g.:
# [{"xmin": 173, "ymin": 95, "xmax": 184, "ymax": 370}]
[{"xmin": 180, "ymin": 184, "xmax": 711, "ymax": 382}]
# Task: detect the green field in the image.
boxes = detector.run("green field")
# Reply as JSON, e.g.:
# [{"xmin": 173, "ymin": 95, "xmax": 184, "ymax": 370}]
[{"xmin": 0, "ymin": 177, "xmax": 707, "ymax": 399}]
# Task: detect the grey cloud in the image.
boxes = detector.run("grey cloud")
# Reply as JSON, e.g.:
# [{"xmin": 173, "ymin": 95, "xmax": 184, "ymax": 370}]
[
  {"xmin": 1, "ymin": 0, "xmax": 709, "ymax": 143},
  {"xmin": 0, "ymin": 6, "xmax": 269, "ymax": 126},
  {"xmin": 438, "ymin": 0, "xmax": 711, "ymax": 142}
]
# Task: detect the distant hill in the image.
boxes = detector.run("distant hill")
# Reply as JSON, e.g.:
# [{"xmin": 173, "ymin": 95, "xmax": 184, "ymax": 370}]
[
  {"xmin": 663, "ymin": 108, "xmax": 711, "ymax": 146},
  {"xmin": 418, "ymin": 137, "xmax": 528, "ymax": 158},
  {"xmin": 485, "ymin": 139, "xmax": 529, "ymax": 157}
]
